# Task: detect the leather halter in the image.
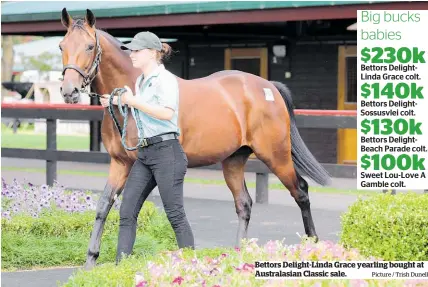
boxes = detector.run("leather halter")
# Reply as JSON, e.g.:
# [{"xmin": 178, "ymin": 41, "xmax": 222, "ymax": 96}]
[{"xmin": 62, "ymin": 29, "xmax": 102, "ymax": 92}]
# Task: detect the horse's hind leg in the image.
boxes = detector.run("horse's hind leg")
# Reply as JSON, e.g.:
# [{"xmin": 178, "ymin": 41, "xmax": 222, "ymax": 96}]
[
  {"xmin": 271, "ymin": 160, "xmax": 317, "ymax": 240},
  {"xmin": 292, "ymin": 171, "xmax": 318, "ymax": 241},
  {"xmin": 252, "ymin": 145, "xmax": 318, "ymax": 241},
  {"xmin": 222, "ymin": 146, "xmax": 253, "ymax": 247},
  {"xmin": 84, "ymin": 157, "xmax": 134, "ymax": 270}
]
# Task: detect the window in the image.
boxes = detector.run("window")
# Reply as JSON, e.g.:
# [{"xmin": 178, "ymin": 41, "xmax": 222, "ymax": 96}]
[{"xmin": 345, "ymin": 56, "xmax": 357, "ymax": 103}]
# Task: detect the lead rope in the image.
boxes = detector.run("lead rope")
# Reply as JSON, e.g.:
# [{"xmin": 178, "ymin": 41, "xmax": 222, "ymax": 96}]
[{"xmin": 107, "ymin": 75, "xmax": 158, "ymax": 151}]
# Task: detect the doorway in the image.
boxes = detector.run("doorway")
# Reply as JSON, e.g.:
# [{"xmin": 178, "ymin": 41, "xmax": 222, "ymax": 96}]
[
  {"xmin": 224, "ymin": 48, "xmax": 268, "ymax": 79},
  {"xmin": 337, "ymin": 45, "xmax": 357, "ymax": 165}
]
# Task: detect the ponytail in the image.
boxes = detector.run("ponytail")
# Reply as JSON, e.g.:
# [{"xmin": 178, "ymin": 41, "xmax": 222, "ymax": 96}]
[{"xmin": 156, "ymin": 43, "xmax": 172, "ymax": 63}]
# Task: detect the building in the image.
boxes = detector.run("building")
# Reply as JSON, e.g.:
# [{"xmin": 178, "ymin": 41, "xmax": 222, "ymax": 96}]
[{"xmin": 2, "ymin": 1, "xmax": 426, "ymax": 164}]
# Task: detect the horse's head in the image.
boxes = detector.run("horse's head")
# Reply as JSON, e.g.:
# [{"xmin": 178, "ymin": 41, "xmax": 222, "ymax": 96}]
[{"xmin": 59, "ymin": 8, "xmax": 102, "ymax": 103}]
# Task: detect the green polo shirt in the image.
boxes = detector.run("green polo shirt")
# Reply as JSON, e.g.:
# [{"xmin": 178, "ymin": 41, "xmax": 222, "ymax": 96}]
[{"xmin": 130, "ymin": 64, "xmax": 180, "ymax": 138}]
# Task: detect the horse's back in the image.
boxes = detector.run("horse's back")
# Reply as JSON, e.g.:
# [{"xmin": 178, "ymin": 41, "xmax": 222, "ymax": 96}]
[
  {"xmin": 177, "ymin": 69, "xmax": 259, "ymax": 85},
  {"xmin": 178, "ymin": 70, "xmax": 259, "ymax": 112},
  {"xmin": 177, "ymin": 69, "xmax": 288, "ymax": 128},
  {"xmin": 185, "ymin": 70, "xmax": 287, "ymax": 115},
  {"xmin": 177, "ymin": 69, "xmax": 277, "ymax": 99}
]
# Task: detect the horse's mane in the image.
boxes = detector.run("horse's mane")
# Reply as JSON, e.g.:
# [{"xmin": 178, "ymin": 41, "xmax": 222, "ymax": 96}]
[{"xmin": 99, "ymin": 30, "xmax": 129, "ymax": 52}]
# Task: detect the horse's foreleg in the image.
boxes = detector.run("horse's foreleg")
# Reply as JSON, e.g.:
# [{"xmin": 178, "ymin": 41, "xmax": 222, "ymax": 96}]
[
  {"xmin": 222, "ymin": 148, "xmax": 252, "ymax": 247},
  {"xmin": 84, "ymin": 157, "xmax": 132, "ymax": 270}
]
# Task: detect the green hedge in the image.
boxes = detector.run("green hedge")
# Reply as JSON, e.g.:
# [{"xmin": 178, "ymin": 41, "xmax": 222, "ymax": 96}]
[
  {"xmin": 1, "ymin": 201, "xmax": 177, "ymax": 270},
  {"xmin": 340, "ymin": 192, "xmax": 428, "ymax": 261}
]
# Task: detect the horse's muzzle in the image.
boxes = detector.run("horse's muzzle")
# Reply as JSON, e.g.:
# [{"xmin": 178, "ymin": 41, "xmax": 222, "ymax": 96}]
[{"xmin": 61, "ymin": 86, "xmax": 80, "ymax": 104}]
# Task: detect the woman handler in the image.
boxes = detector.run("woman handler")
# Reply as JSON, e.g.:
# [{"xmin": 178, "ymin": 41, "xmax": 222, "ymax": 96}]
[{"xmin": 100, "ymin": 31, "xmax": 195, "ymax": 264}]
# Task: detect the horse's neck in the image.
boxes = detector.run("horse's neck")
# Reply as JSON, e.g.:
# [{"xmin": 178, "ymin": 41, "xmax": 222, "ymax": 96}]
[{"xmin": 91, "ymin": 31, "xmax": 139, "ymax": 95}]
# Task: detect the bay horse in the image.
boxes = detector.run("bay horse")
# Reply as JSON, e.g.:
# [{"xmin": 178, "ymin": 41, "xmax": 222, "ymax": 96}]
[{"xmin": 59, "ymin": 8, "xmax": 331, "ymax": 270}]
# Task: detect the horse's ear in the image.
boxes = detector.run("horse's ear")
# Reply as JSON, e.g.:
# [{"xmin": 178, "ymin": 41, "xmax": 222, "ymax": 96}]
[
  {"xmin": 85, "ymin": 9, "xmax": 96, "ymax": 27},
  {"xmin": 61, "ymin": 8, "xmax": 72, "ymax": 28}
]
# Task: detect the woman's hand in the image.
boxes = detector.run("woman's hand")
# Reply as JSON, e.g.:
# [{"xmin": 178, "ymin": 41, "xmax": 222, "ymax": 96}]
[
  {"xmin": 121, "ymin": 85, "xmax": 134, "ymax": 106},
  {"xmin": 100, "ymin": 85, "xmax": 133, "ymax": 108},
  {"xmin": 100, "ymin": 94, "xmax": 118, "ymax": 107}
]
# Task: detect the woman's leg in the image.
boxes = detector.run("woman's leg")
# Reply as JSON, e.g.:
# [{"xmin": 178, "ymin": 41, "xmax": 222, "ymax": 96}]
[
  {"xmin": 151, "ymin": 140, "xmax": 195, "ymax": 249},
  {"xmin": 116, "ymin": 156, "xmax": 157, "ymax": 263}
]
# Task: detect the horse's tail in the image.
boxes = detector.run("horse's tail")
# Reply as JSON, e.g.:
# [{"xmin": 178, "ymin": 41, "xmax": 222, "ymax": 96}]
[{"xmin": 270, "ymin": 81, "xmax": 332, "ymax": 186}]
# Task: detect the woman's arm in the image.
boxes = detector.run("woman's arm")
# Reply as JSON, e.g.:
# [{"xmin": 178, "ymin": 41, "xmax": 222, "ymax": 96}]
[
  {"xmin": 123, "ymin": 78, "xmax": 178, "ymax": 121},
  {"xmin": 100, "ymin": 89, "xmax": 172, "ymax": 120},
  {"xmin": 127, "ymin": 96, "xmax": 174, "ymax": 120}
]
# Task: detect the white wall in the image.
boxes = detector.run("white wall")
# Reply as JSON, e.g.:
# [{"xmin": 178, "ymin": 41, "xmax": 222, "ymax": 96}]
[{"xmin": 33, "ymin": 81, "xmax": 91, "ymax": 136}]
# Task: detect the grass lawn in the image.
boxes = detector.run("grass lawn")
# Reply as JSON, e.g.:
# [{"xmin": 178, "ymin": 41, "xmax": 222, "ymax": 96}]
[
  {"xmin": 1, "ymin": 202, "xmax": 176, "ymax": 271},
  {"xmin": 1, "ymin": 166, "xmax": 377, "ymax": 196},
  {"xmin": 1, "ymin": 127, "xmax": 90, "ymax": 151}
]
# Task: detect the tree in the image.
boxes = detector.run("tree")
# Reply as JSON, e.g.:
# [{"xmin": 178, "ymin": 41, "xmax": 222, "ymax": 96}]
[
  {"xmin": 1, "ymin": 35, "xmax": 44, "ymax": 101},
  {"xmin": 20, "ymin": 51, "xmax": 61, "ymax": 72},
  {"xmin": 1, "ymin": 35, "xmax": 14, "ymax": 101}
]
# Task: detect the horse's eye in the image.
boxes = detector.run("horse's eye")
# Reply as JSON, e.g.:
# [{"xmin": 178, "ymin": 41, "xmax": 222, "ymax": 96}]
[
  {"xmin": 59, "ymin": 45, "xmax": 63, "ymax": 51},
  {"xmin": 87, "ymin": 44, "xmax": 95, "ymax": 51}
]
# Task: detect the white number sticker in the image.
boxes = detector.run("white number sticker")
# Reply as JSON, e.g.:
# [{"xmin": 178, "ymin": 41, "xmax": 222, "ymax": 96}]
[{"xmin": 263, "ymin": 88, "xmax": 274, "ymax": 101}]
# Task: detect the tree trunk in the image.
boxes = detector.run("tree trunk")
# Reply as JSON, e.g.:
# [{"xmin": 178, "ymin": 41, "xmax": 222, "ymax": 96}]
[{"xmin": 2, "ymin": 35, "xmax": 14, "ymax": 101}]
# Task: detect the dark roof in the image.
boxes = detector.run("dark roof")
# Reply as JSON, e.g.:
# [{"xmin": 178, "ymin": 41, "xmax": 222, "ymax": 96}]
[{"xmin": 1, "ymin": 1, "xmax": 377, "ymax": 23}]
